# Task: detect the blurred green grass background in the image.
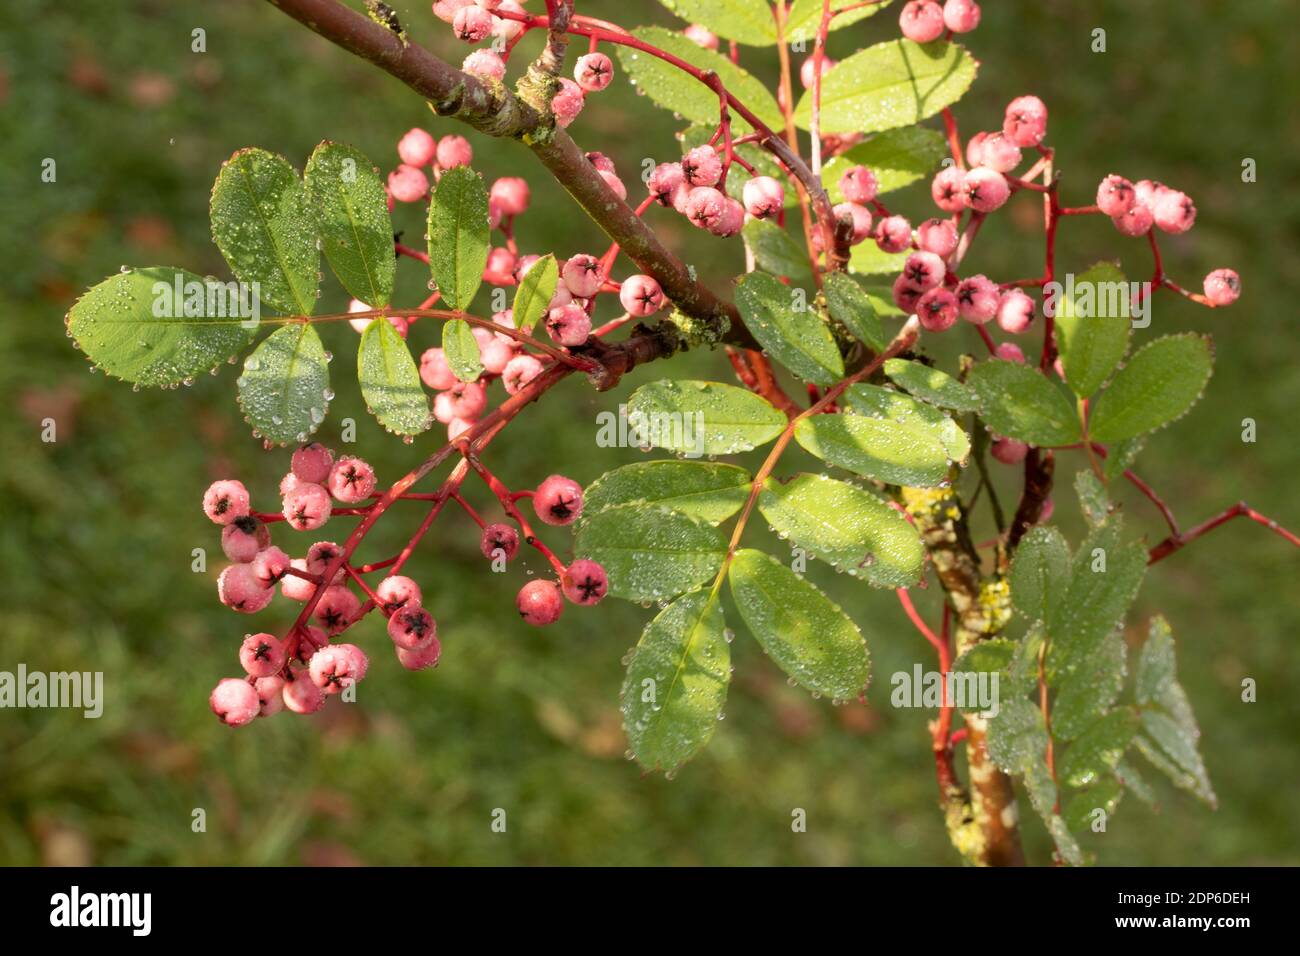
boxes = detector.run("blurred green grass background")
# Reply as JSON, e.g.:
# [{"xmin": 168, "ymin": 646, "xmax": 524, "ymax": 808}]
[{"xmin": 0, "ymin": 0, "xmax": 1296, "ymax": 865}]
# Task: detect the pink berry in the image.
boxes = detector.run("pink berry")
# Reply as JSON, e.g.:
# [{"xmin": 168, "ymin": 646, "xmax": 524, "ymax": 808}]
[
  {"xmin": 327, "ymin": 457, "xmax": 376, "ymax": 504},
  {"xmin": 279, "ymin": 471, "xmax": 303, "ymax": 498},
  {"xmin": 839, "ymin": 165, "xmax": 879, "ymax": 204},
  {"xmin": 282, "ymin": 675, "xmax": 325, "ymax": 715},
  {"xmin": 709, "ymin": 198, "xmax": 745, "ymax": 238},
  {"xmin": 1203, "ymin": 268, "xmax": 1241, "ymax": 306},
  {"xmin": 996, "ymin": 289, "xmax": 1036, "ymax": 334},
  {"xmin": 546, "ymin": 303, "xmax": 592, "ymax": 347},
  {"xmin": 502, "ymin": 354, "xmax": 544, "ymax": 395},
  {"xmin": 480, "ymin": 336, "xmax": 516, "ymax": 374},
  {"xmin": 291, "ymin": 442, "xmax": 334, "ymax": 484},
  {"xmin": 964, "ymin": 167, "xmax": 1010, "ymax": 213},
  {"xmin": 314, "ymin": 585, "xmax": 360, "ymax": 635},
  {"xmin": 293, "ymin": 625, "xmax": 328, "ymax": 665},
  {"xmin": 376, "ymin": 575, "xmax": 422, "ymax": 613},
  {"xmin": 486, "ymin": 247, "xmax": 517, "ymax": 282},
  {"xmin": 956, "ymin": 275, "xmax": 999, "ymax": 324},
  {"xmin": 534, "ymin": 474, "xmax": 584, "ymax": 526},
  {"xmin": 1039, "ymin": 497, "xmax": 1055, "ymax": 522},
  {"xmin": 283, "ymin": 482, "xmax": 331, "ymax": 531},
  {"xmin": 799, "ymin": 55, "xmax": 835, "ymax": 90},
  {"xmin": 453, "ymin": 5, "xmax": 493, "ymax": 42},
  {"xmin": 490, "ymin": 176, "xmax": 530, "ymax": 217},
  {"xmin": 991, "ymin": 437, "xmax": 1029, "ymax": 465},
  {"xmin": 562, "ymin": 559, "xmax": 609, "ymax": 606},
  {"xmin": 599, "ymin": 168, "xmax": 627, "ymax": 201},
  {"xmin": 436, "ymin": 134, "xmax": 473, "ymax": 170},
  {"xmin": 240, "ymin": 632, "xmax": 288, "ymax": 678},
  {"xmin": 448, "ymin": 417, "xmax": 474, "ymax": 442},
  {"xmin": 397, "ymin": 128, "xmax": 437, "ymax": 167},
  {"xmin": 876, "ymin": 215, "xmax": 913, "ymax": 253},
  {"xmin": 931, "ymin": 166, "xmax": 967, "ymax": 213},
  {"xmin": 1095, "ymin": 174, "xmax": 1135, "ymax": 218},
  {"xmin": 682, "ymin": 145, "xmax": 722, "ymax": 188},
  {"xmin": 254, "ymin": 676, "xmax": 285, "ymax": 717},
  {"xmin": 309, "ymin": 644, "xmax": 367, "ymax": 694},
  {"xmin": 684, "ymin": 24, "xmax": 719, "ymax": 50},
  {"xmin": 280, "ymin": 559, "xmax": 317, "ymax": 602},
  {"xmin": 915, "ymin": 218, "xmax": 958, "ymax": 258},
  {"xmin": 742, "ymin": 176, "xmax": 785, "ymax": 219},
  {"xmin": 1112, "ymin": 203, "xmax": 1154, "ymax": 237},
  {"xmin": 387, "ymin": 164, "xmax": 429, "ymax": 203},
  {"xmin": 305, "ymin": 541, "xmax": 344, "ymax": 582},
  {"xmin": 1003, "ymin": 95, "xmax": 1048, "ymax": 147},
  {"xmin": 834, "ymin": 202, "xmax": 874, "ymax": 244},
  {"xmin": 396, "ymin": 637, "xmax": 443, "ymax": 671},
  {"xmin": 902, "ymin": 251, "xmax": 946, "ymax": 292},
  {"xmin": 388, "ymin": 604, "xmax": 437, "ymax": 650},
  {"xmin": 1152, "ymin": 189, "xmax": 1196, "ymax": 234},
  {"xmin": 943, "ymin": 0, "xmax": 981, "ymax": 32},
  {"xmin": 585, "ymin": 151, "xmax": 616, "ymax": 174},
  {"xmin": 1133, "ymin": 179, "xmax": 1168, "ymax": 210},
  {"xmin": 221, "ymin": 516, "xmax": 269, "ymax": 563},
  {"xmin": 210, "ymin": 678, "xmax": 260, "ymax": 727},
  {"xmin": 218, "ymin": 564, "xmax": 273, "ymax": 614},
  {"xmin": 995, "ymin": 342, "xmax": 1026, "ymax": 363},
  {"xmin": 648, "ymin": 162, "xmax": 685, "ymax": 207},
  {"xmin": 419, "ymin": 347, "xmax": 458, "ymax": 391},
  {"xmin": 433, "ymin": 0, "xmax": 472, "ymax": 24},
  {"xmin": 892, "ymin": 274, "xmax": 923, "ymax": 313},
  {"xmin": 463, "ymin": 49, "xmax": 506, "ymax": 81},
  {"xmin": 916, "ymin": 288, "xmax": 959, "ymax": 332},
  {"xmin": 900, "ymin": 1, "xmax": 945, "ymax": 43},
  {"xmin": 551, "ymin": 77, "xmax": 585, "ymax": 127},
  {"xmin": 684, "ymin": 185, "xmax": 726, "ymax": 229},
  {"xmin": 480, "ymin": 523, "xmax": 520, "ymax": 561},
  {"xmin": 203, "ymin": 479, "xmax": 250, "ymax": 526},
  {"xmin": 974, "ymin": 131, "xmax": 1021, "ymax": 173},
  {"xmin": 251, "ymin": 545, "xmax": 292, "ymax": 588},
  {"xmin": 620, "ymin": 274, "xmax": 665, "ymax": 316},
  {"xmin": 491, "ymin": 0, "xmax": 526, "ymax": 41},
  {"xmin": 517, "ymin": 579, "xmax": 564, "ymax": 626},
  {"xmin": 439, "ymin": 381, "xmax": 488, "ymax": 422},
  {"xmin": 574, "ymin": 52, "xmax": 614, "ymax": 92},
  {"xmin": 561, "ymin": 254, "xmax": 604, "ymax": 298}
]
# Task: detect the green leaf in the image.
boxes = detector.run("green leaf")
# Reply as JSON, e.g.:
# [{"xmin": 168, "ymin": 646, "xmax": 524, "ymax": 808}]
[
  {"xmin": 728, "ymin": 549, "xmax": 870, "ymax": 700},
  {"xmin": 848, "ymin": 241, "xmax": 910, "ymax": 277},
  {"xmin": 741, "ymin": 219, "xmax": 812, "ymax": 282},
  {"xmin": 65, "ymin": 267, "xmax": 259, "ymax": 386},
  {"xmin": 582, "ymin": 461, "xmax": 751, "ymax": 526},
  {"xmin": 621, "ymin": 589, "xmax": 729, "ymax": 773},
  {"xmin": 427, "ymin": 165, "xmax": 489, "ymax": 312},
  {"xmin": 1045, "ymin": 516, "xmax": 1147, "ymax": 680},
  {"xmin": 794, "ymin": 40, "xmax": 978, "ymax": 133},
  {"xmin": 758, "ymin": 473, "xmax": 924, "ymax": 587},
  {"xmin": 303, "ymin": 141, "xmax": 395, "ymax": 308},
  {"xmin": 952, "ymin": 638, "xmax": 1016, "ymax": 678},
  {"xmin": 1052, "ymin": 631, "xmax": 1126, "ymax": 742},
  {"xmin": 1006, "ymin": 624, "xmax": 1045, "ymax": 697},
  {"xmin": 442, "ymin": 318, "xmax": 483, "ymax": 383},
  {"xmin": 656, "ymin": 0, "xmax": 776, "ymax": 46},
  {"xmin": 210, "ymin": 147, "xmax": 319, "ymax": 316},
  {"xmin": 794, "ymin": 412, "xmax": 950, "ymax": 487},
  {"xmin": 615, "ymin": 27, "xmax": 782, "ymax": 133},
  {"xmin": 824, "ymin": 271, "xmax": 885, "ymax": 350},
  {"xmin": 1088, "ymin": 333, "xmax": 1214, "ymax": 442},
  {"xmin": 1022, "ymin": 754, "xmax": 1085, "ymax": 866},
  {"xmin": 1059, "ymin": 708, "xmax": 1139, "ymax": 788},
  {"xmin": 785, "ymin": 0, "xmax": 894, "ymax": 43},
  {"xmin": 1135, "ymin": 615, "xmax": 1177, "ymax": 709},
  {"xmin": 843, "ymin": 383, "xmax": 970, "ymax": 463},
  {"xmin": 512, "ymin": 253, "xmax": 557, "ymax": 334},
  {"xmin": 1051, "ymin": 262, "xmax": 1131, "ymax": 399},
  {"xmin": 1063, "ymin": 779, "xmax": 1124, "ymax": 833},
  {"xmin": 968, "ymin": 360, "xmax": 1083, "ymax": 447},
  {"xmin": 627, "ymin": 380, "xmax": 787, "ymax": 455},
  {"xmin": 574, "ymin": 504, "xmax": 726, "ymax": 602},
  {"xmin": 1102, "ymin": 435, "xmax": 1146, "ymax": 483},
  {"xmin": 236, "ymin": 323, "xmax": 330, "ymax": 445},
  {"xmin": 358, "ymin": 318, "xmax": 429, "ymax": 436},
  {"xmin": 1135, "ymin": 710, "xmax": 1215, "ymax": 807},
  {"xmin": 884, "ymin": 359, "xmax": 979, "ymax": 413},
  {"xmin": 1074, "ymin": 469, "xmax": 1111, "ymax": 527},
  {"xmin": 1009, "ymin": 525, "xmax": 1070, "ymax": 622},
  {"xmin": 822, "ymin": 127, "xmax": 948, "ymax": 202},
  {"xmin": 861, "ymin": 283, "xmax": 905, "ymax": 316},
  {"xmin": 735, "ymin": 271, "xmax": 843, "ymax": 385},
  {"xmin": 986, "ymin": 697, "xmax": 1048, "ymax": 773}
]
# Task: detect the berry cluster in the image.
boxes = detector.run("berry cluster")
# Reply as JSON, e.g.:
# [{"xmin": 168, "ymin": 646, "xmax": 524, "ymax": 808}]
[{"xmin": 201, "ymin": 442, "xmax": 606, "ymax": 727}]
